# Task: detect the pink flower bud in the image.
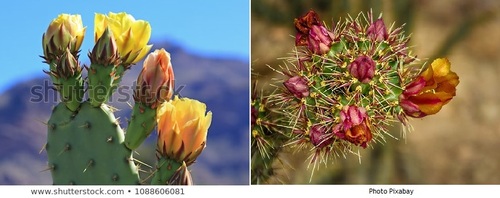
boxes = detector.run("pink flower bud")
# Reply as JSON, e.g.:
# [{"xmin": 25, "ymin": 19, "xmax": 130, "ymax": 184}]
[
  {"xmin": 308, "ymin": 25, "xmax": 334, "ymax": 54},
  {"xmin": 309, "ymin": 124, "xmax": 333, "ymax": 148},
  {"xmin": 348, "ymin": 55, "xmax": 375, "ymax": 83},
  {"xmin": 283, "ymin": 76, "xmax": 309, "ymax": 99},
  {"xmin": 367, "ymin": 18, "xmax": 388, "ymax": 41},
  {"xmin": 294, "ymin": 10, "xmax": 334, "ymax": 55},
  {"xmin": 134, "ymin": 48, "xmax": 174, "ymax": 108}
]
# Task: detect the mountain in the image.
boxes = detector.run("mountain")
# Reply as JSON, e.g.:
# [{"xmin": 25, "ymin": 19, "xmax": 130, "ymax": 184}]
[{"xmin": 0, "ymin": 41, "xmax": 249, "ymax": 185}]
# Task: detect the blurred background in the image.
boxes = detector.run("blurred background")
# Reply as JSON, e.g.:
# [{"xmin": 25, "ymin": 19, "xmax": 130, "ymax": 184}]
[
  {"xmin": 0, "ymin": 0, "xmax": 249, "ymax": 184},
  {"xmin": 251, "ymin": 0, "xmax": 500, "ymax": 184}
]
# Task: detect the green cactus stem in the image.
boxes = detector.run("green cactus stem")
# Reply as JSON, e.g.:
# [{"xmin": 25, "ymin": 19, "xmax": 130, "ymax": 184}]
[
  {"xmin": 150, "ymin": 157, "xmax": 183, "ymax": 185},
  {"xmin": 125, "ymin": 102, "xmax": 157, "ymax": 150},
  {"xmin": 87, "ymin": 63, "xmax": 116, "ymax": 107}
]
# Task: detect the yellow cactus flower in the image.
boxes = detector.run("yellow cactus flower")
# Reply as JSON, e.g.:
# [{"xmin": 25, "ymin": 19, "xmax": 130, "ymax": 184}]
[
  {"xmin": 94, "ymin": 12, "xmax": 152, "ymax": 65},
  {"xmin": 157, "ymin": 96, "xmax": 212, "ymax": 165},
  {"xmin": 42, "ymin": 14, "xmax": 86, "ymax": 61}
]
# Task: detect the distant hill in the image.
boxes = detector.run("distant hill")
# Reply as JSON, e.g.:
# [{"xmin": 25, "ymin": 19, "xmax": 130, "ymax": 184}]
[{"xmin": 0, "ymin": 41, "xmax": 249, "ymax": 185}]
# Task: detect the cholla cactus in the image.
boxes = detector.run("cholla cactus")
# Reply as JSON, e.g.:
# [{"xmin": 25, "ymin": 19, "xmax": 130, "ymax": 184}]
[{"xmin": 251, "ymin": 10, "xmax": 459, "ymax": 182}]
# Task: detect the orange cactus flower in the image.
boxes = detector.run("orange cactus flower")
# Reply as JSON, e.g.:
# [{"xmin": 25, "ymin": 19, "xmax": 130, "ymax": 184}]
[
  {"xmin": 400, "ymin": 58, "xmax": 459, "ymax": 117},
  {"xmin": 156, "ymin": 96, "xmax": 212, "ymax": 165}
]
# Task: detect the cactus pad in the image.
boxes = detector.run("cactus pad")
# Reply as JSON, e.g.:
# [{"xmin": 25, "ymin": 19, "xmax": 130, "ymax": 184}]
[{"xmin": 46, "ymin": 102, "xmax": 140, "ymax": 185}]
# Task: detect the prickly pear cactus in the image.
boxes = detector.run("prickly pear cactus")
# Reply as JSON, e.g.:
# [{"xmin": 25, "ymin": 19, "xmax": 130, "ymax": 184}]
[
  {"xmin": 41, "ymin": 12, "xmax": 212, "ymax": 185},
  {"xmin": 47, "ymin": 102, "xmax": 140, "ymax": 184}
]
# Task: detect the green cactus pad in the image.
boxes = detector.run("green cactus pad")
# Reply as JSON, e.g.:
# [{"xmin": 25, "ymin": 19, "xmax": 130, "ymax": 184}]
[
  {"xmin": 47, "ymin": 102, "xmax": 140, "ymax": 185},
  {"xmin": 125, "ymin": 102, "xmax": 157, "ymax": 150}
]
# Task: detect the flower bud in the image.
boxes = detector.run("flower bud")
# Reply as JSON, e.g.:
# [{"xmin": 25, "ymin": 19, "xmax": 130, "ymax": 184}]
[
  {"xmin": 367, "ymin": 18, "xmax": 388, "ymax": 42},
  {"xmin": 58, "ymin": 48, "xmax": 81, "ymax": 79},
  {"xmin": 309, "ymin": 124, "xmax": 333, "ymax": 148},
  {"xmin": 43, "ymin": 48, "xmax": 84, "ymax": 112},
  {"xmin": 348, "ymin": 55, "xmax": 375, "ymax": 83},
  {"xmin": 134, "ymin": 48, "xmax": 175, "ymax": 108},
  {"xmin": 42, "ymin": 14, "xmax": 86, "ymax": 62},
  {"xmin": 283, "ymin": 76, "xmax": 309, "ymax": 99},
  {"xmin": 308, "ymin": 25, "xmax": 334, "ymax": 54},
  {"xmin": 89, "ymin": 27, "xmax": 120, "ymax": 66}
]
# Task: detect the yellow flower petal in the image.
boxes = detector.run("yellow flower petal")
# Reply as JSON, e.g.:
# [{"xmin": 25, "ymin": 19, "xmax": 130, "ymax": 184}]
[
  {"xmin": 430, "ymin": 58, "xmax": 451, "ymax": 79},
  {"xmin": 131, "ymin": 21, "xmax": 151, "ymax": 46},
  {"xmin": 134, "ymin": 45, "xmax": 153, "ymax": 63},
  {"xmin": 180, "ymin": 118, "xmax": 201, "ymax": 151}
]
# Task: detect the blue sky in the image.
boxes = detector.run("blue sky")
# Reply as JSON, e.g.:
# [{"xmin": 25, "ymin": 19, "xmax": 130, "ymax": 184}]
[{"xmin": 0, "ymin": 0, "xmax": 249, "ymax": 93}]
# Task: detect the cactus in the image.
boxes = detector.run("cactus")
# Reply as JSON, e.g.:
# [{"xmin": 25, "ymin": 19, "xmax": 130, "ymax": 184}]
[
  {"xmin": 251, "ymin": 10, "xmax": 460, "ymax": 183},
  {"xmin": 41, "ymin": 12, "xmax": 211, "ymax": 185}
]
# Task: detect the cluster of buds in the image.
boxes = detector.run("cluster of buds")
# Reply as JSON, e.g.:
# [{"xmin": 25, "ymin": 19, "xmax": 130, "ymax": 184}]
[{"xmin": 261, "ymin": 10, "xmax": 459, "ymax": 168}]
